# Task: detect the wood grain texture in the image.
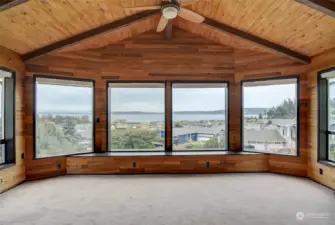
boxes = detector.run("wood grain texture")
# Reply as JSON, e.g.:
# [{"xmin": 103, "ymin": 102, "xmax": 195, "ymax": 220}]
[
  {"xmin": 23, "ymin": 29, "xmax": 310, "ymax": 179},
  {"xmin": 235, "ymin": 60, "xmax": 309, "ymax": 177},
  {"xmin": 0, "ymin": 0, "xmax": 29, "ymax": 12},
  {"xmin": 190, "ymin": 0, "xmax": 335, "ymax": 57},
  {"xmin": 307, "ymin": 47, "xmax": 335, "ymax": 189},
  {"xmin": 202, "ymin": 17, "xmax": 310, "ymax": 64},
  {"xmin": 0, "ymin": 0, "xmax": 334, "ymax": 57},
  {"xmin": 0, "ymin": 46, "xmax": 25, "ymax": 193},
  {"xmin": 22, "ymin": 10, "xmax": 161, "ymax": 62},
  {"xmin": 67, "ymin": 155, "xmax": 269, "ymax": 174},
  {"xmin": 295, "ymin": 0, "xmax": 335, "ymax": 18}
]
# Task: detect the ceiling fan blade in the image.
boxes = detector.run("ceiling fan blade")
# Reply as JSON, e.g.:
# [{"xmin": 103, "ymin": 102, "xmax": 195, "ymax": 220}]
[
  {"xmin": 178, "ymin": 8, "xmax": 204, "ymax": 23},
  {"xmin": 157, "ymin": 16, "xmax": 169, "ymax": 32},
  {"xmin": 123, "ymin": 5, "xmax": 161, "ymax": 10},
  {"xmin": 179, "ymin": 0, "xmax": 200, "ymax": 6}
]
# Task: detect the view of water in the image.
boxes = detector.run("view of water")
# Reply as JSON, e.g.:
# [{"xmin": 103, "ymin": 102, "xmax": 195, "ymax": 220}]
[{"xmin": 38, "ymin": 113, "xmax": 260, "ymax": 122}]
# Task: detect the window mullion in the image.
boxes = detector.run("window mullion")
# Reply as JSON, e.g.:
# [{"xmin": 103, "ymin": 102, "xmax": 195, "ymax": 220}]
[{"xmin": 165, "ymin": 81, "xmax": 172, "ymax": 152}]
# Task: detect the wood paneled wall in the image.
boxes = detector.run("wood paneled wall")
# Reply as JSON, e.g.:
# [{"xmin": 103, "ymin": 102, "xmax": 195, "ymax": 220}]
[
  {"xmin": 0, "ymin": 46, "xmax": 25, "ymax": 193},
  {"xmin": 307, "ymin": 48, "xmax": 335, "ymax": 189},
  {"xmin": 67, "ymin": 154, "xmax": 269, "ymax": 174},
  {"xmin": 24, "ymin": 29, "xmax": 311, "ymax": 180}
]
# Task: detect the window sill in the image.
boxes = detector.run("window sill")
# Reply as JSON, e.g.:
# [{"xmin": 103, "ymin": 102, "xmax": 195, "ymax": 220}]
[
  {"xmin": 69, "ymin": 151, "xmax": 264, "ymax": 157},
  {"xmin": 0, "ymin": 163, "xmax": 15, "ymax": 171},
  {"xmin": 319, "ymin": 160, "xmax": 335, "ymax": 168},
  {"xmin": 243, "ymin": 150, "xmax": 298, "ymax": 157}
]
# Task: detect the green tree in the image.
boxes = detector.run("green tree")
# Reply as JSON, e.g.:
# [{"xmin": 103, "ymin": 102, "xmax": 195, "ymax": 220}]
[
  {"xmin": 185, "ymin": 142, "xmax": 203, "ymax": 149},
  {"xmin": 258, "ymin": 113, "xmax": 263, "ymax": 119},
  {"xmin": 111, "ymin": 129, "xmax": 162, "ymax": 149},
  {"xmin": 63, "ymin": 119, "xmax": 77, "ymax": 144},
  {"xmin": 203, "ymin": 137, "xmax": 225, "ymax": 148},
  {"xmin": 266, "ymin": 98, "xmax": 296, "ymax": 119},
  {"xmin": 330, "ymin": 145, "xmax": 335, "ymax": 161},
  {"xmin": 175, "ymin": 122, "xmax": 183, "ymax": 128},
  {"xmin": 37, "ymin": 120, "xmax": 64, "ymax": 149}
]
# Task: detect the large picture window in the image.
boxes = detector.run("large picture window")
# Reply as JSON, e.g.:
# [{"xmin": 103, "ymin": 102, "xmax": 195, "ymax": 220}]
[
  {"xmin": 242, "ymin": 78, "xmax": 298, "ymax": 156},
  {"xmin": 172, "ymin": 83, "xmax": 228, "ymax": 151},
  {"xmin": 0, "ymin": 68, "xmax": 15, "ymax": 165},
  {"xmin": 34, "ymin": 77, "xmax": 94, "ymax": 158},
  {"xmin": 318, "ymin": 68, "xmax": 335, "ymax": 163},
  {"xmin": 108, "ymin": 82, "xmax": 165, "ymax": 151}
]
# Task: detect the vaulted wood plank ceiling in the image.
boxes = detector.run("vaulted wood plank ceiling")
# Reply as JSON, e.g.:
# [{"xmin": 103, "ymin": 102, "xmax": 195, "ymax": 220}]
[
  {"xmin": 0, "ymin": 0, "xmax": 334, "ymax": 58},
  {"xmin": 26, "ymin": 29, "xmax": 300, "ymax": 79}
]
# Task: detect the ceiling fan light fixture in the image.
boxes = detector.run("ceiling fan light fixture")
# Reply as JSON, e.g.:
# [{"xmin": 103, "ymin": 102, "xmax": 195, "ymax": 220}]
[{"xmin": 162, "ymin": 4, "xmax": 179, "ymax": 19}]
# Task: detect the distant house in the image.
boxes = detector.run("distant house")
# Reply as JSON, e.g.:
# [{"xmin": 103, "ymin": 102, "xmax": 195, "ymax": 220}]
[
  {"xmin": 265, "ymin": 119, "xmax": 296, "ymax": 149},
  {"xmin": 244, "ymin": 129, "xmax": 286, "ymax": 152},
  {"xmin": 244, "ymin": 118, "xmax": 297, "ymax": 154},
  {"xmin": 160, "ymin": 126, "xmax": 226, "ymax": 145}
]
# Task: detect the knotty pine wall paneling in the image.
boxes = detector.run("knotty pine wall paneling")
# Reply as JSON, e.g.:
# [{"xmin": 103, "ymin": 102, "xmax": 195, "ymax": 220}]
[
  {"xmin": 234, "ymin": 49, "xmax": 309, "ymax": 177},
  {"xmin": 24, "ymin": 72, "xmax": 108, "ymax": 180},
  {"xmin": 307, "ymin": 48, "xmax": 335, "ymax": 189},
  {"xmin": 0, "ymin": 46, "xmax": 25, "ymax": 193},
  {"xmin": 67, "ymin": 154, "xmax": 269, "ymax": 175}
]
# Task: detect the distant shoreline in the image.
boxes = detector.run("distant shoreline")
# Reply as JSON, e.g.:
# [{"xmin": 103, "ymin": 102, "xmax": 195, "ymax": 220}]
[{"xmin": 38, "ymin": 108, "xmax": 269, "ymax": 115}]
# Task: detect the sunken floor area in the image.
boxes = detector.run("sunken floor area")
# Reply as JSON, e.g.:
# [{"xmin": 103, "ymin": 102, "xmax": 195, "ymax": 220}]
[{"xmin": 1, "ymin": 174, "xmax": 334, "ymax": 225}]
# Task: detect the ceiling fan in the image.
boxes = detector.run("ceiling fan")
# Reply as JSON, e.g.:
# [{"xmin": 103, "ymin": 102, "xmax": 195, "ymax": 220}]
[{"xmin": 124, "ymin": 0, "xmax": 204, "ymax": 32}]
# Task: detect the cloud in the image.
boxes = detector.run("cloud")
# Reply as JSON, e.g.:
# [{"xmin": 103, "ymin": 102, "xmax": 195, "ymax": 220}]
[{"xmin": 35, "ymin": 83, "xmax": 299, "ymax": 113}]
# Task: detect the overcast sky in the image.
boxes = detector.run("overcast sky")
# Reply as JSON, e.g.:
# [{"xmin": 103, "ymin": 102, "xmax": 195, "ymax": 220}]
[
  {"xmin": 244, "ymin": 83, "xmax": 296, "ymax": 108},
  {"xmin": 36, "ymin": 84, "xmax": 93, "ymax": 113},
  {"xmin": 36, "ymin": 83, "xmax": 298, "ymax": 113}
]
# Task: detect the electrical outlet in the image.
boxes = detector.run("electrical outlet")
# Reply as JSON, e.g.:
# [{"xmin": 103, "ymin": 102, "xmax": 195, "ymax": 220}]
[
  {"xmin": 0, "ymin": 177, "xmax": 4, "ymax": 184},
  {"xmin": 319, "ymin": 168, "xmax": 323, "ymax": 175}
]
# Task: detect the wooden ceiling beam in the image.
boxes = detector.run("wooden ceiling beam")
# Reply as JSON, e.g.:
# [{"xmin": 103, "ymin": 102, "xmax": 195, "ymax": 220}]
[
  {"xmin": 22, "ymin": 10, "xmax": 160, "ymax": 62},
  {"xmin": 0, "ymin": 0, "xmax": 29, "ymax": 12},
  {"xmin": 295, "ymin": 0, "xmax": 335, "ymax": 18},
  {"xmin": 202, "ymin": 17, "xmax": 311, "ymax": 64}
]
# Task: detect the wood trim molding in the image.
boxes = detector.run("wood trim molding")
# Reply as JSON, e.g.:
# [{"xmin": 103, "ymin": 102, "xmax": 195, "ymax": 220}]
[
  {"xmin": 0, "ymin": 0, "xmax": 28, "ymax": 12},
  {"xmin": 202, "ymin": 17, "xmax": 311, "ymax": 64},
  {"xmin": 22, "ymin": 10, "xmax": 161, "ymax": 62},
  {"xmin": 295, "ymin": 0, "xmax": 335, "ymax": 18}
]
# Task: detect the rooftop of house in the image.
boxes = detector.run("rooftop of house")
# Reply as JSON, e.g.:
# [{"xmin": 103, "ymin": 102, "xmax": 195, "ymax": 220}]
[
  {"xmin": 267, "ymin": 119, "xmax": 296, "ymax": 127},
  {"xmin": 172, "ymin": 125, "xmax": 287, "ymax": 143},
  {"xmin": 173, "ymin": 125, "xmax": 226, "ymax": 136},
  {"xmin": 244, "ymin": 129, "xmax": 286, "ymax": 143}
]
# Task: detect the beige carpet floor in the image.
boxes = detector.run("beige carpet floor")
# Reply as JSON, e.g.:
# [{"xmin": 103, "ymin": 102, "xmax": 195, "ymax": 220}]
[{"xmin": 0, "ymin": 173, "xmax": 334, "ymax": 225}]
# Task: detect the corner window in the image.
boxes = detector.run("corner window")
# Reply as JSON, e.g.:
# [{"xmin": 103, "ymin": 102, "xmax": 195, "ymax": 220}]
[
  {"xmin": 108, "ymin": 82, "xmax": 165, "ymax": 151},
  {"xmin": 34, "ymin": 77, "xmax": 94, "ymax": 159},
  {"xmin": 318, "ymin": 68, "xmax": 335, "ymax": 163},
  {"xmin": 0, "ymin": 68, "xmax": 15, "ymax": 165},
  {"xmin": 172, "ymin": 82, "xmax": 228, "ymax": 151},
  {"xmin": 242, "ymin": 78, "xmax": 298, "ymax": 156}
]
